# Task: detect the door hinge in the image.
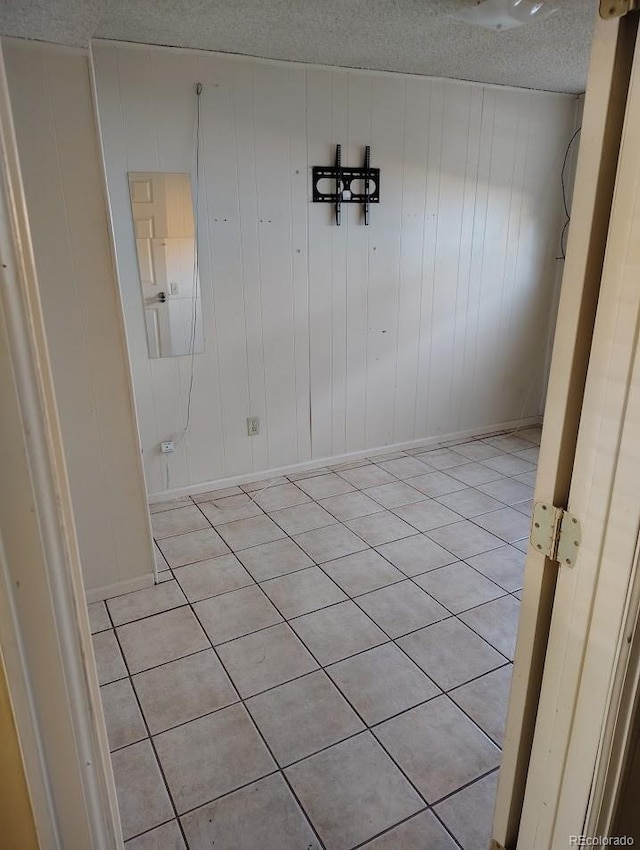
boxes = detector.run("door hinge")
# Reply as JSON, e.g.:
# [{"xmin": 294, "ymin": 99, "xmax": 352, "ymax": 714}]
[
  {"xmin": 600, "ymin": 0, "xmax": 640, "ymax": 18},
  {"xmin": 530, "ymin": 502, "xmax": 582, "ymax": 566}
]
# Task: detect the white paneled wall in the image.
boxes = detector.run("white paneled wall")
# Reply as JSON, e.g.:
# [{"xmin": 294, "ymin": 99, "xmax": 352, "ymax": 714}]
[
  {"xmin": 3, "ymin": 40, "xmax": 154, "ymax": 597},
  {"xmin": 92, "ymin": 42, "xmax": 578, "ymax": 495}
]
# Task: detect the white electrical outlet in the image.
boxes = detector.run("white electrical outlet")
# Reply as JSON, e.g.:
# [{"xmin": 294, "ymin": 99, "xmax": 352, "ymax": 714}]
[
  {"xmin": 160, "ymin": 440, "xmax": 175, "ymax": 454},
  {"xmin": 247, "ymin": 417, "xmax": 260, "ymax": 436}
]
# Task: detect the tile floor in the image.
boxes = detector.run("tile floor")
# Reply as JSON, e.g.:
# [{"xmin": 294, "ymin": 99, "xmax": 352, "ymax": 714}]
[{"xmin": 90, "ymin": 427, "xmax": 540, "ymax": 850}]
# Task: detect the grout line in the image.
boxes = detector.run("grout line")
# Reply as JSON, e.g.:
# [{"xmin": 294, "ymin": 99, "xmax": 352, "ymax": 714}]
[
  {"xmin": 101, "ymin": 444, "xmax": 537, "ymax": 847},
  {"xmin": 104, "ymin": 602, "xmax": 193, "ymax": 849}
]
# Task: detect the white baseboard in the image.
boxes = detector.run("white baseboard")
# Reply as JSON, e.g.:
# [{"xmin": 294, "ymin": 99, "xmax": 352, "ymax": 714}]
[
  {"xmin": 149, "ymin": 416, "xmax": 542, "ymax": 503},
  {"xmin": 86, "ymin": 573, "xmax": 154, "ymax": 604}
]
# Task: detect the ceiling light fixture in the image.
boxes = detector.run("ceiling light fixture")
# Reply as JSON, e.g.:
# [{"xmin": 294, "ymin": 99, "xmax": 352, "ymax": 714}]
[{"xmin": 450, "ymin": 0, "xmax": 559, "ymax": 31}]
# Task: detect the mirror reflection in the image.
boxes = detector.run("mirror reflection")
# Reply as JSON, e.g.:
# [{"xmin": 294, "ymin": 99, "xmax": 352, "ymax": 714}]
[{"xmin": 128, "ymin": 172, "xmax": 204, "ymax": 358}]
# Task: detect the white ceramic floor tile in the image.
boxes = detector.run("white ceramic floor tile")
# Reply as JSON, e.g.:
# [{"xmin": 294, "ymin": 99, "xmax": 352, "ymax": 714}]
[
  {"xmin": 198, "ymin": 493, "xmax": 263, "ymax": 526},
  {"xmin": 435, "ymin": 770, "xmax": 500, "ymax": 850},
  {"xmin": 150, "ymin": 505, "xmax": 209, "ymax": 539},
  {"xmin": 472, "ymin": 506, "xmax": 531, "ymax": 543},
  {"xmin": 516, "ymin": 427, "xmax": 542, "ymax": 445},
  {"xmin": 268, "ymin": 501, "xmax": 337, "ymax": 535},
  {"xmin": 412, "ymin": 448, "xmax": 468, "ymax": 470},
  {"xmin": 106, "ymin": 580, "xmax": 187, "ymax": 626},
  {"xmin": 413, "ymin": 562, "xmax": 504, "ymax": 614},
  {"xmin": 481, "ymin": 454, "xmax": 535, "ymax": 476},
  {"xmin": 373, "ymin": 696, "xmax": 500, "ymax": 803},
  {"xmin": 216, "ymin": 622, "xmax": 319, "ymax": 698},
  {"xmin": 133, "ymin": 649, "xmax": 238, "ymax": 734},
  {"xmin": 426, "ymin": 520, "xmax": 503, "ymax": 560},
  {"xmin": 260, "ymin": 566, "xmax": 347, "ymax": 618},
  {"xmin": 356, "ymin": 580, "xmax": 449, "ymax": 638},
  {"xmin": 191, "ymin": 486, "xmax": 243, "ymax": 502},
  {"xmin": 361, "ymin": 810, "xmax": 457, "ymax": 849},
  {"xmin": 289, "ymin": 601, "xmax": 387, "ymax": 665},
  {"xmin": 111, "ymin": 740, "xmax": 174, "ymax": 840},
  {"xmin": 377, "ymin": 455, "xmax": 434, "ymax": 479},
  {"xmin": 450, "ymin": 665, "xmax": 513, "ymax": 746},
  {"xmin": 515, "ymin": 446, "xmax": 540, "ymax": 463},
  {"xmin": 465, "ymin": 545, "xmax": 526, "ymax": 591},
  {"xmin": 250, "ymin": 482, "xmax": 310, "ymax": 511},
  {"xmin": 215, "ymin": 514, "xmax": 286, "ymax": 551},
  {"xmin": 154, "ymin": 703, "xmax": 275, "ymax": 813},
  {"xmin": 376, "ymin": 534, "xmax": 457, "ymax": 577},
  {"xmin": 245, "ymin": 670, "xmax": 364, "ymax": 766},
  {"xmin": 88, "ymin": 600, "xmax": 110, "ymax": 634},
  {"xmin": 100, "ymin": 678, "xmax": 147, "ymax": 751},
  {"xmin": 173, "ymin": 554, "xmax": 254, "ymax": 602},
  {"xmin": 321, "ymin": 549, "xmax": 405, "ymax": 597},
  {"xmin": 337, "ymin": 464, "xmax": 397, "ymax": 489},
  {"xmin": 459, "ymin": 595, "xmax": 521, "ymax": 659},
  {"xmin": 327, "ymin": 643, "xmax": 440, "ymax": 725},
  {"xmin": 235, "ymin": 537, "xmax": 313, "ymax": 582},
  {"xmin": 345, "ymin": 511, "xmax": 418, "ymax": 547},
  {"xmin": 117, "ymin": 607, "xmax": 210, "ymax": 674},
  {"xmin": 484, "ymin": 434, "xmax": 535, "ymax": 452},
  {"xmin": 477, "ymin": 477, "xmax": 534, "ymax": 505},
  {"xmin": 181, "ymin": 774, "xmax": 321, "ymax": 850},
  {"xmin": 296, "ymin": 472, "xmax": 355, "ymax": 499},
  {"xmin": 194, "ymin": 584, "xmax": 282, "ymax": 645},
  {"xmin": 397, "ymin": 618, "xmax": 506, "ymax": 690},
  {"xmin": 285, "ymin": 732, "xmax": 423, "ymax": 850},
  {"xmin": 124, "ymin": 820, "xmax": 186, "ymax": 849},
  {"xmin": 513, "ymin": 470, "xmax": 537, "ymax": 487},
  {"xmin": 393, "ymin": 499, "xmax": 462, "ymax": 531},
  {"xmin": 450, "ymin": 441, "xmax": 504, "ymax": 462},
  {"xmin": 149, "ymin": 496, "xmax": 193, "ymax": 514},
  {"xmin": 294, "ymin": 524, "xmax": 368, "ymax": 563},
  {"xmin": 446, "ymin": 463, "xmax": 503, "ymax": 487},
  {"xmin": 158, "ymin": 528, "xmax": 229, "ymax": 568},
  {"xmin": 318, "ymin": 491, "xmax": 384, "ymax": 521},
  {"xmin": 435, "ymin": 488, "xmax": 504, "ymax": 519},
  {"xmin": 405, "ymin": 471, "xmax": 468, "ymax": 498},
  {"xmin": 93, "ymin": 630, "xmax": 128, "ymax": 685},
  {"xmin": 363, "ymin": 481, "xmax": 426, "ymax": 509}
]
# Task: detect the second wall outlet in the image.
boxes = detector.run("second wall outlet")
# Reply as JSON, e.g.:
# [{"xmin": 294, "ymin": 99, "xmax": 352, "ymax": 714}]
[{"xmin": 247, "ymin": 417, "xmax": 260, "ymax": 436}]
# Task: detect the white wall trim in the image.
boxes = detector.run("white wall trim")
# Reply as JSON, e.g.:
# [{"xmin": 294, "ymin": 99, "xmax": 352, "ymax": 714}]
[
  {"xmin": 149, "ymin": 416, "xmax": 541, "ymax": 501},
  {"xmin": 86, "ymin": 574, "xmax": 154, "ymax": 604}
]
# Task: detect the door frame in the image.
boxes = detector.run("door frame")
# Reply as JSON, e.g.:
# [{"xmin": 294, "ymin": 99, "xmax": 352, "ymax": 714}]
[
  {"xmin": 0, "ymin": 45, "xmax": 123, "ymax": 850},
  {"xmin": 515, "ymin": 21, "xmax": 640, "ymax": 845},
  {"xmin": 493, "ymin": 8, "xmax": 640, "ymax": 849}
]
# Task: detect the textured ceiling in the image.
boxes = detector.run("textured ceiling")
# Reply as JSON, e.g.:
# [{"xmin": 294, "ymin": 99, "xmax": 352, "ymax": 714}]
[{"xmin": 0, "ymin": 1, "xmax": 595, "ymax": 93}]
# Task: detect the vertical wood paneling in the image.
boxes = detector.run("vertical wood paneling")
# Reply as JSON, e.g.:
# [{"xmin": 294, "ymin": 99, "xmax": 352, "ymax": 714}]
[
  {"xmin": 253, "ymin": 64, "xmax": 300, "ymax": 469},
  {"xmin": 366, "ymin": 75, "xmax": 406, "ymax": 449},
  {"xmin": 329, "ymin": 73, "xmax": 349, "ymax": 457},
  {"xmin": 393, "ymin": 77, "xmax": 430, "ymax": 445},
  {"xmin": 307, "ymin": 68, "xmax": 336, "ymax": 459},
  {"xmin": 93, "ymin": 43, "xmax": 576, "ymax": 492},
  {"xmin": 344, "ymin": 73, "xmax": 373, "ymax": 453},
  {"xmin": 232, "ymin": 62, "xmax": 270, "ymax": 472}
]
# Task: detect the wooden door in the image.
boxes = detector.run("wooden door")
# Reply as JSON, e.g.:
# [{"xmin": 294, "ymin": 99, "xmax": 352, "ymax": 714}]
[{"xmin": 493, "ymin": 9, "xmax": 640, "ymax": 849}]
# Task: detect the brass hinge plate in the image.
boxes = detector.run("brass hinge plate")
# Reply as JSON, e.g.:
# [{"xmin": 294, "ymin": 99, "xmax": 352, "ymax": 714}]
[
  {"xmin": 530, "ymin": 502, "xmax": 581, "ymax": 565},
  {"xmin": 600, "ymin": 0, "xmax": 640, "ymax": 18}
]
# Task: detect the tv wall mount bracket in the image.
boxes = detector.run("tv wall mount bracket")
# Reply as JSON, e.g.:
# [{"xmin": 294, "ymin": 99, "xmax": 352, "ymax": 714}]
[{"xmin": 312, "ymin": 145, "xmax": 380, "ymax": 225}]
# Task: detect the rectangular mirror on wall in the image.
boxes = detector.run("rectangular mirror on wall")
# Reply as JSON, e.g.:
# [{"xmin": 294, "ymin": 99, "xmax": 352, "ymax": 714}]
[{"xmin": 128, "ymin": 172, "xmax": 204, "ymax": 358}]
